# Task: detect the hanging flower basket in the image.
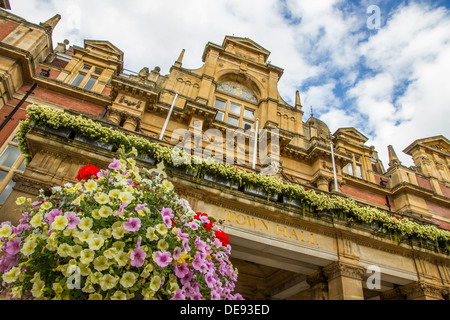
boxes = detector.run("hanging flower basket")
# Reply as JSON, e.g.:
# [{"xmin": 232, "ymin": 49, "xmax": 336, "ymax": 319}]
[{"xmin": 0, "ymin": 148, "xmax": 242, "ymax": 300}]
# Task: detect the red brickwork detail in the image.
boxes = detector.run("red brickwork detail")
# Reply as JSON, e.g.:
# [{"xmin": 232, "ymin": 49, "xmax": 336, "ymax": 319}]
[
  {"xmin": 431, "ymin": 218, "xmax": 450, "ymax": 231},
  {"xmin": 0, "ymin": 21, "xmax": 18, "ymax": 41},
  {"xmin": 426, "ymin": 200, "xmax": 450, "ymax": 219},
  {"xmin": 35, "ymin": 65, "xmax": 61, "ymax": 80},
  {"xmin": 1, "ymin": 83, "xmax": 108, "ymax": 145},
  {"xmin": 416, "ymin": 175, "xmax": 433, "ymax": 191},
  {"xmin": 0, "ymin": 99, "xmax": 28, "ymax": 145},
  {"xmin": 19, "ymin": 84, "xmax": 106, "ymax": 115},
  {"xmin": 438, "ymin": 183, "xmax": 450, "ymax": 198},
  {"xmin": 341, "ymin": 184, "xmax": 394, "ymax": 210}
]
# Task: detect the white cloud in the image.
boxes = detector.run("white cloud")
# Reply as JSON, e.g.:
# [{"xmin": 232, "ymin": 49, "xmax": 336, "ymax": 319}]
[
  {"xmin": 350, "ymin": 3, "xmax": 450, "ymax": 166},
  {"xmin": 7, "ymin": 0, "xmax": 450, "ymax": 170}
]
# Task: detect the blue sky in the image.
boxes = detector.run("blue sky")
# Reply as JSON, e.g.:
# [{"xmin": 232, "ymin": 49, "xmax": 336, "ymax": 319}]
[{"xmin": 7, "ymin": 0, "xmax": 450, "ymax": 168}]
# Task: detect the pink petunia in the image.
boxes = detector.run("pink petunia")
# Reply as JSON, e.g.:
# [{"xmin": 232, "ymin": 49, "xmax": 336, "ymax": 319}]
[
  {"xmin": 123, "ymin": 217, "xmax": 141, "ymax": 232},
  {"xmin": 65, "ymin": 211, "xmax": 80, "ymax": 229},
  {"xmin": 154, "ymin": 251, "xmax": 172, "ymax": 268},
  {"xmin": 174, "ymin": 262, "xmax": 189, "ymax": 279},
  {"xmin": 130, "ymin": 247, "xmax": 146, "ymax": 267},
  {"xmin": 160, "ymin": 207, "xmax": 174, "ymax": 219},
  {"xmin": 5, "ymin": 237, "xmax": 22, "ymax": 255},
  {"xmin": 45, "ymin": 209, "xmax": 62, "ymax": 225},
  {"xmin": 108, "ymin": 158, "xmax": 121, "ymax": 170},
  {"xmin": 171, "ymin": 289, "xmax": 185, "ymax": 300},
  {"xmin": 162, "ymin": 215, "xmax": 173, "ymax": 228},
  {"xmin": 173, "ymin": 247, "xmax": 182, "ymax": 261}
]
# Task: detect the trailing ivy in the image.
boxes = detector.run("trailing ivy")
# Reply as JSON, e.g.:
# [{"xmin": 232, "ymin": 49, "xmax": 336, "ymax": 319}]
[{"xmin": 17, "ymin": 105, "xmax": 450, "ymax": 251}]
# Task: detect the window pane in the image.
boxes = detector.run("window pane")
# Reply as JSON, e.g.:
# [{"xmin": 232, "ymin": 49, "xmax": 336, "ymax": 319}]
[
  {"xmin": 0, "ymin": 179, "xmax": 15, "ymax": 205},
  {"xmin": 82, "ymin": 64, "xmax": 92, "ymax": 71},
  {"xmin": 226, "ymin": 115, "xmax": 239, "ymax": 127},
  {"xmin": 214, "ymin": 98, "xmax": 226, "ymax": 110},
  {"xmin": 94, "ymin": 67, "xmax": 103, "ymax": 75},
  {"xmin": 356, "ymin": 165, "xmax": 363, "ymax": 178},
  {"xmin": 347, "ymin": 163, "xmax": 354, "ymax": 176},
  {"xmin": 0, "ymin": 170, "xmax": 6, "ymax": 181},
  {"xmin": 71, "ymin": 73, "xmax": 86, "ymax": 87},
  {"xmin": 229, "ymin": 102, "xmax": 241, "ymax": 115},
  {"xmin": 244, "ymin": 108, "xmax": 255, "ymax": 119},
  {"xmin": 18, "ymin": 159, "xmax": 26, "ymax": 171},
  {"xmin": 0, "ymin": 145, "xmax": 20, "ymax": 168},
  {"xmin": 83, "ymin": 76, "xmax": 98, "ymax": 91},
  {"xmin": 215, "ymin": 111, "xmax": 224, "ymax": 122}
]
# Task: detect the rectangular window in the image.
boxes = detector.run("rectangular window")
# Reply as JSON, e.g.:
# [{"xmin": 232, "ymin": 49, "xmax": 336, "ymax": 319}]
[
  {"xmin": 214, "ymin": 98, "xmax": 226, "ymax": 110},
  {"xmin": 347, "ymin": 163, "xmax": 354, "ymax": 176},
  {"xmin": 93, "ymin": 67, "xmax": 104, "ymax": 75},
  {"xmin": 83, "ymin": 76, "xmax": 98, "ymax": 91},
  {"xmin": 244, "ymin": 108, "xmax": 255, "ymax": 119},
  {"xmin": 229, "ymin": 102, "xmax": 241, "ymax": 115},
  {"xmin": 356, "ymin": 165, "xmax": 363, "ymax": 179},
  {"xmin": 215, "ymin": 111, "xmax": 225, "ymax": 122},
  {"xmin": 0, "ymin": 145, "xmax": 21, "ymax": 168},
  {"xmin": 71, "ymin": 73, "xmax": 86, "ymax": 87},
  {"xmin": 0, "ymin": 170, "xmax": 15, "ymax": 205},
  {"xmin": 226, "ymin": 115, "xmax": 240, "ymax": 127}
]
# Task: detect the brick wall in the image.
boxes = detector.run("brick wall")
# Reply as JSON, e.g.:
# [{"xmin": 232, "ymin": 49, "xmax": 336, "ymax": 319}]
[
  {"xmin": 0, "ymin": 83, "xmax": 108, "ymax": 144},
  {"xmin": 0, "ymin": 20, "xmax": 18, "ymax": 41},
  {"xmin": 341, "ymin": 183, "xmax": 393, "ymax": 210}
]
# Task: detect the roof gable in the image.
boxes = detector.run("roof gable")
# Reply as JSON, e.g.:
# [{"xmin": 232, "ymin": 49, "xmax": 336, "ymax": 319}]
[
  {"xmin": 403, "ymin": 135, "xmax": 450, "ymax": 156},
  {"xmin": 333, "ymin": 127, "xmax": 368, "ymax": 143},
  {"xmin": 222, "ymin": 36, "xmax": 271, "ymax": 63}
]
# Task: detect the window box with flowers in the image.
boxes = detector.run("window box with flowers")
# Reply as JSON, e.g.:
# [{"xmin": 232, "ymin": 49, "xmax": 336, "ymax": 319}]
[
  {"xmin": 15, "ymin": 105, "xmax": 450, "ymax": 253},
  {"xmin": 73, "ymin": 132, "xmax": 114, "ymax": 151}
]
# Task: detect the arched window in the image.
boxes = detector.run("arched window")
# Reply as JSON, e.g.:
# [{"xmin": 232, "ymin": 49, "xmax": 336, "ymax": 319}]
[
  {"xmin": 214, "ymin": 81, "xmax": 257, "ymax": 130},
  {"xmin": 217, "ymin": 81, "xmax": 257, "ymax": 103}
]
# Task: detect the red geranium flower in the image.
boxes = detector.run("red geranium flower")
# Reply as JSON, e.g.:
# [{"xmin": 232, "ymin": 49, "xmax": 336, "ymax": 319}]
[
  {"xmin": 75, "ymin": 164, "xmax": 100, "ymax": 181},
  {"xmin": 215, "ymin": 229, "xmax": 229, "ymax": 246},
  {"xmin": 194, "ymin": 212, "xmax": 214, "ymax": 231}
]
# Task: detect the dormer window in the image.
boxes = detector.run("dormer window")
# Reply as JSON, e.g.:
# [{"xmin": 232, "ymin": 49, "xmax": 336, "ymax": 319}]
[{"xmin": 70, "ymin": 64, "xmax": 103, "ymax": 91}]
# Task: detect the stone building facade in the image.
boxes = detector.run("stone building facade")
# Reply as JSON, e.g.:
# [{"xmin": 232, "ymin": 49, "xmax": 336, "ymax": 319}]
[{"xmin": 0, "ymin": 6, "xmax": 449, "ymax": 300}]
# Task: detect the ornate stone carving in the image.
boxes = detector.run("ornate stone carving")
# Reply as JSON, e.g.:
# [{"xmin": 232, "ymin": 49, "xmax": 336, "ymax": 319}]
[
  {"xmin": 323, "ymin": 261, "xmax": 365, "ymax": 281},
  {"xmin": 399, "ymin": 281, "xmax": 446, "ymax": 300}
]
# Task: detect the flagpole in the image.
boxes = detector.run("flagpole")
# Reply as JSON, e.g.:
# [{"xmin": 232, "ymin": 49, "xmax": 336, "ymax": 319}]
[
  {"xmin": 252, "ymin": 118, "xmax": 259, "ymax": 170},
  {"xmin": 159, "ymin": 93, "xmax": 178, "ymax": 141},
  {"xmin": 330, "ymin": 139, "xmax": 339, "ymax": 192}
]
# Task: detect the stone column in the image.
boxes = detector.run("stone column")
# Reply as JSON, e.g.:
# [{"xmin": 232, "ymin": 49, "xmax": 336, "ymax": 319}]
[
  {"xmin": 108, "ymin": 108, "xmax": 122, "ymax": 125},
  {"xmin": 306, "ymin": 269, "xmax": 329, "ymax": 300},
  {"xmin": 323, "ymin": 261, "xmax": 365, "ymax": 300},
  {"xmin": 123, "ymin": 115, "xmax": 139, "ymax": 131}
]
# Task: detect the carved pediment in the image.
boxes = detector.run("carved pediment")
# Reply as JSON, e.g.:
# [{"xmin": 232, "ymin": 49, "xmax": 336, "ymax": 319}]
[
  {"xmin": 222, "ymin": 36, "xmax": 271, "ymax": 64},
  {"xmin": 333, "ymin": 127, "xmax": 368, "ymax": 144},
  {"xmin": 403, "ymin": 135, "xmax": 450, "ymax": 157}
]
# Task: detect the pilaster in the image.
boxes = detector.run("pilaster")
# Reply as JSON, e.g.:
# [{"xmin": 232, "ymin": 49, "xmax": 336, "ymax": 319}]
[{"xmin": 323, "ymin": 261, "xmax": 365, "ymax": 300}]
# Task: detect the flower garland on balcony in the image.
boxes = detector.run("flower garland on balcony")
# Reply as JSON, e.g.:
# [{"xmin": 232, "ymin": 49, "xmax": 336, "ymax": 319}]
[
  {"xmin": 16, "ymin": 105, "xmax": 450, "ymax": 250},
  {"xmin": 0, "ymin": 148, "xmax": 241, "ymax": 300}
]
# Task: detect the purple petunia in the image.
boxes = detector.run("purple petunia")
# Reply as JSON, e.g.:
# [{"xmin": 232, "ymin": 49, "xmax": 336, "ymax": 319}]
[
  {"xmin": 130, "ymin": 247, "xmax": 146, "ymax": 267},
  {"xmin": 65, "ymin": 211, "xmax": 80, "ymax": 229},
  {"xmin": 5, "ymin": 237, "xmax": 22, "ymax": 255},
  {"xmin": 123, "ymin": 217, "xmax": 141, "ymax": 232},
  {"xmin": 154, "ymin": 251, "xmax": 172, "ymax": 268},
  {"xmin": 108, "ymin": 158, "xmax": 121, "ymax": 170},
  {"xmin": 45, "ymin": 209, "xmax": 62, "ymax": 225}
]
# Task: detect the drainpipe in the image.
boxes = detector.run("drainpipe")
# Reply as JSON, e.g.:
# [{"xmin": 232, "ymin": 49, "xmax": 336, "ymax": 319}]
[{"xmin": 0, "ymin": 83, "xmax": 37, "ymax": 131}]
